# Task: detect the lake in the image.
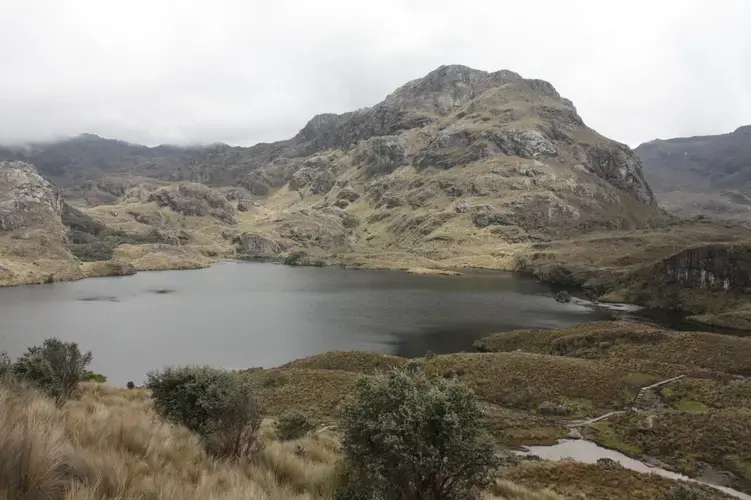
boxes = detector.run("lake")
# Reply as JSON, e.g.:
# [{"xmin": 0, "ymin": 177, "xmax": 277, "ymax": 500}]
[{"xmin": 0, "ymin": 261, "xmax": 634, "ymax": 385}]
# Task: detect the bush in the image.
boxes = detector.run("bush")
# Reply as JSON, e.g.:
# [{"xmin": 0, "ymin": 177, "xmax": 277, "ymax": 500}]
[
  {"xmin": 145, "ymin": 366, "xmax": 263, "ymax": 458},
  {"xmin": 0, "ymin": 351, "xmax": 10, "ymax": 378},
  {"xmin": 336, "ymin": 369, "xmax": 498, "ymax": 500},
  {"xmin": 82, "ymin": 371, "xmax": 107, "ymax": 383},
  {"xmin": 275, "ymin": 409, "xmax": 315, "ymax": 441},
  {"xmin": 11, "ymin": 338, "xmax": 92, "ymax": 403},
  {"xmin": 536, "ymin": 401, "xmax": 572, "ymax": 416}
]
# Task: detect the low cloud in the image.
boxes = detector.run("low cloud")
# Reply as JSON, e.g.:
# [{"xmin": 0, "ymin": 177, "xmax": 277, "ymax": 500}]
[{"xmin": 1, "ymin": 0, "xmax": 749, "ymax": 147}]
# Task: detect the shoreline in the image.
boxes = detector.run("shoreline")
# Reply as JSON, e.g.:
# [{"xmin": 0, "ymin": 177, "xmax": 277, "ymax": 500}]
[{"xmin": 3, "ymin": 252, "xmax": 750, "ymax": 335}]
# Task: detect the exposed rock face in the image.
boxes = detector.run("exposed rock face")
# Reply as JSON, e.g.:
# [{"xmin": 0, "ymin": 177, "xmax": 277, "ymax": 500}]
[
  {"xmin": 635, "ymin": 125, "xmax": 751, "ymax": 223},
  {"xmin": 289, "ymin": 155, "xmax": 337, "ymax": 194},
  {"xmin": 0, "ymin": 161, "xmax": 64, "ymax": 231},
  {"xmin": 148, "ymin": 183, "xmax": 236, "ymax": 224},
  {"xmin": 659, "ymin": 244, "xmax": 751, "ymax": 292},
  {"xmin": 276, "ymin": 209, "xmax": 347, "ymax": 249},
  {"xmin": 233, "ymin": 233, "xmax": 282, "ymax": 258},
  {"xmin": 352, "ymin": 136, "xmax": 407, "ymax": 177}
]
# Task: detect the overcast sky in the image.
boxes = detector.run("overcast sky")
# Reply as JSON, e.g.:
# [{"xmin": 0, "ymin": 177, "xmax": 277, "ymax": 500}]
[{"xmin": 1, "ymin": 0, "xmax": 749, "ymax": 148}]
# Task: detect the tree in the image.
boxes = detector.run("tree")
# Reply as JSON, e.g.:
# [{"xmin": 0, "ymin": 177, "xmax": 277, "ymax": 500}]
[
  {"xmin": 336, "ymin": 369, "xmax": 499, "ymax": 500},
  {"xmin": 145, "ymin": 366, "xmax": 262, "ymax": 458},
  {"xmin": 12, "ymin": 338, "xmax": 92, "ymax": 403}
]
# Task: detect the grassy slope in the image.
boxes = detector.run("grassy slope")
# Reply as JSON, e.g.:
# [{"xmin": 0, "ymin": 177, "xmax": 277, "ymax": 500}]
[
  {"xmin": 474, "ymin": 321, "xmax": 751, "ymax": 493},
  {"xmin": 2, "ymin": 334, "xmax": 744, "ymax": 499},
  {"xmin": 474, "ymin": 321, "xmax": 751, "ymax": 376},
  {"xmin": 0, "ymin": 381, "xmax": 584, "ymax": 500}
]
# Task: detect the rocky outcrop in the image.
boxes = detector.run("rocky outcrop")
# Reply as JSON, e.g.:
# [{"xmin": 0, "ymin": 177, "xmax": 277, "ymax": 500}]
[
  {"xmin": 233, "ymin": 233, "xmax": 283, "ymax": 259},
  {"xmin": 659, "ymin": 244, "xmax": 751, "ymax": 292},
  {"xmin": 0, "ymin": 161, "xmax": 65, "ymax": 232},
  {"xmin": 148, "ymin": 183, "xmax": 236, "ymax": 224},
  {"xmin": 289, "ymin": 155, "xmax": 337, "ymax": 194},
  {"xmin": 352, "ymin": 136, "xmax": 407, "ymax": 177},
  {"xmin": 276, "ymin": 208, "xmax": 347, "ymax": 249}
]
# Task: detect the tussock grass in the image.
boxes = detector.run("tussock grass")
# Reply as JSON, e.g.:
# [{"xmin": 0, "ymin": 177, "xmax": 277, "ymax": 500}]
[
  {"xmin": 475, "ymin": 321, "xmax": 751, "ymax": 376},
  {"xmin": 250, "ymin": 368, "xmax": 362, "ymax": 420},
  {"xmin": 504, "ymin": 459, "xmax": 736, "ymax": 500},
  {"xmin": 482, "ymin": 480, "xmax": 564, "ymax": 500},
  {"xmin": 279, "ymin": 351, "xmax": 409, "ymax": 374},
  {"xmin": 0, "ymin": 382, "xmax": 336, "ymax": 500},
  {"xmin": 0, "ymin": 381, "xmax": 576, "ymax": 500},
  {"xmin": 422, "ymin": 352, "xmax": 634, "ymax": 412},
  {"xmin": 590, "ymin": 410, "xmax": 751, "ymax": 493},
  {"xmin": 660, "ymin": 378, "xmax": 751, "ymax": 410}
]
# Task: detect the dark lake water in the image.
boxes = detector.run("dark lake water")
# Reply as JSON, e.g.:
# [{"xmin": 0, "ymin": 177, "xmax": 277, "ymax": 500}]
[{"xmin": 0, "ymin": 261, "xmax": 654, "ymax": 385}]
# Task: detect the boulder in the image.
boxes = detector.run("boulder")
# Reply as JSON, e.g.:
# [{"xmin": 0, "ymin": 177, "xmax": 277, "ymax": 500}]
[
  {"xmin": 237, "ymin": 199, "xmax": 251, "ymax": 212},
  {"xmin": 336, "ymin": 187, "xmax": 360, "ymax": 202}
]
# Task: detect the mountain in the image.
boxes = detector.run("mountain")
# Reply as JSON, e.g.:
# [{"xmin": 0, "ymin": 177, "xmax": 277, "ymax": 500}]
[
  {"xmin": 5, "ymin": 65, "xmax": 662, "ymax": 233},
  {"xmin": 635, "ymin": 125, "xmax": 751, "ymax": 223}
]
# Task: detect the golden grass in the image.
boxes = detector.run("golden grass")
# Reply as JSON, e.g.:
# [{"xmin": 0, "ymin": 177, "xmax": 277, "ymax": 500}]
[
  {"xmin": 0, "ymin": 381, "xmax": 586, "ymax": 500},
  {"xmin": 0, "ymin": 382, "xmax": 337, "ymax": 500},
  {"xmin": 475, "ymin": 321, "xmax": 751, "ymax": 376}
]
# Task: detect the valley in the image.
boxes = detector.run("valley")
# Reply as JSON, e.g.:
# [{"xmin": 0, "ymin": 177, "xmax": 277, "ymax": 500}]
[{"xmin": 0, "ymin": 65, "xmax": 749, "ymax": 331}]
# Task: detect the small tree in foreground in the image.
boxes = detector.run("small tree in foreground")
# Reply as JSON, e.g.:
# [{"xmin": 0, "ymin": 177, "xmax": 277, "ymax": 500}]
[
  {"xmin": 336, "ymin": 369, "xmax": 499, "ymax": 500},
  {"xmin": 145, "ymin": 366, "xmax": 262, "ymax": 458},
  {"xmin": 12, "ymin": 338, "xmax": 92, "ymax": 403}
]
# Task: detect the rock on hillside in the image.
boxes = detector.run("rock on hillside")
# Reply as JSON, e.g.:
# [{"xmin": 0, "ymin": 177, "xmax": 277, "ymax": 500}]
[
  {"xmin": 148, "ymin": 183, "xmax": 237, "ymax": 224},
  {"xmin": 635, "ymin": 125, "xmax": 751, "ymax": 223},
  {"xmin": 0, "ymin": 161, "xmax": 82, "ymax": 285},
  {"xmin": 0, "ymin": 161, "xmax": 65, "ymax": 233}
]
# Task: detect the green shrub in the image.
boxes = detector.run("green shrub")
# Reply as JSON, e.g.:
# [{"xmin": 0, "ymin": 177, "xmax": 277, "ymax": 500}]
[
  {"xmin": 0, "ymin": 351, "xmax": 11, "ymax": 378},
  {"xmin": 145, "ymin": 366, "xmax": 263, "ymax": 458},
  {"xmin": 536, "ymin": 401, "xmax": 572, "ymax": 416},
  {"xmin": 275, "ymin": 409, "xmax": 315, "ymax": 440},
  {"xmin": 336, "ymin": 369, "xmax": 498, "ymax": 500},
  {"xmin": 82, "ymin": 371, "xmax": 107, "ymax": 383},
  {"xmin": 12, "ymin": 338, "xmax": 92, "ymax": 403}
]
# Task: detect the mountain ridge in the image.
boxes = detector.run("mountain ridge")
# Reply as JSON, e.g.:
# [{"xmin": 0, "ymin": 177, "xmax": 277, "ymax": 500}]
[
  {"xmin": 635, "ymin": 124, "xmax": 751, "ymax": 224},
  {"xmin": 1, "ymin": 65, "xmax": 656, "ymax": 209}
]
